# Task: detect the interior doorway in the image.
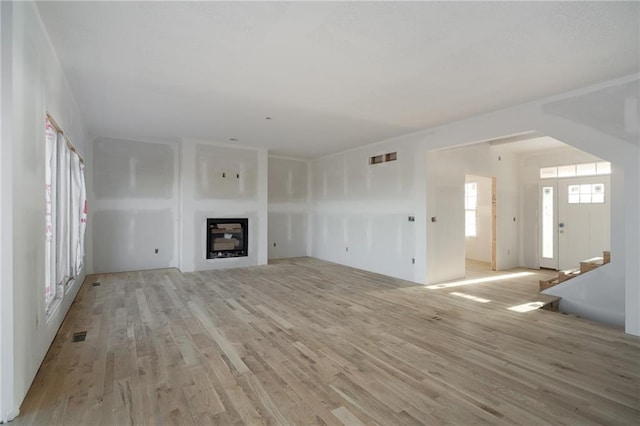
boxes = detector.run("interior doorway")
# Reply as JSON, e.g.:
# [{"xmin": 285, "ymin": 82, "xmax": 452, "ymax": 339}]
[{"xmin": 465, "ymin": 174, "xmax": 497, "ymax": 272}]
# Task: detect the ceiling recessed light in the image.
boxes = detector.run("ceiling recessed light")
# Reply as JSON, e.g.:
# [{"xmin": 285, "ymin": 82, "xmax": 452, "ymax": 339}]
[{"xmin": 229, "ymin": 138, "xmax": 238, "ymax": 141}]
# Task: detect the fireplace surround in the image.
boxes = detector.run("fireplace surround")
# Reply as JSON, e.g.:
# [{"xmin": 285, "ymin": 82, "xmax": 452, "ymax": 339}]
[{"xmin": 206, "ymin": 218, "xmax": 248, "ymax": 259}]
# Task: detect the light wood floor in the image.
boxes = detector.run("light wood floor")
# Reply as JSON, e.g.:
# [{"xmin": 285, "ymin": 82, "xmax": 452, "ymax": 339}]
[{"xmin": 15, "ymin": 258, "xmax": 640, "ymax": 425}]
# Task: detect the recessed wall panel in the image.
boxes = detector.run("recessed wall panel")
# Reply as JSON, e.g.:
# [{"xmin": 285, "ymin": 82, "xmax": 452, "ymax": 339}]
[
  {"xmin": 94, "ymin": 138, "xmax": 174, "ymax": 199},
  {"xmin": 92, "ymin": 209, "xmax": 173, "ymax": 273},
  {"xmin": 195, "ymin": 144, "xmax": 257, "ymax": 199},
  {"xmin": 268, "ymin": 157, "xmax": 307, "ymax": 202},
  {"xmin": 268, "ymin": 212, "xmax": 307, "ymax": 259}
]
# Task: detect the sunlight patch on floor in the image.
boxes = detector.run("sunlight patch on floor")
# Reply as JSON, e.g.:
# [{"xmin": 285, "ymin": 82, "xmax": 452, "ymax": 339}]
[
  {"xmin": 426, "ymin": 272, "xmax": 535, "ymax": 290},
  {"xmin": 449, "ymin": 292, "xmax": 491, "ymax": 303},
  {"xmin": 508, "ymin": 301, "xmax": 545, "ymax": 312}
]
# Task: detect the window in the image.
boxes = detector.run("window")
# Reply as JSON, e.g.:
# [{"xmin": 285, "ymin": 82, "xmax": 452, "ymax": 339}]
[
  {"xmin": 541, "ymin": 186, "xmax": 554, "ymax": 258},
  {"xmin": 465, "ymin": 182, "xmax": 477, "ymax": 237},
  {"xmin": 596, "ymin": 161, "xmax": 611, "ymax": 175},
  {"xmin": 539, "ymin": 161, "xmax": 611, "ymax": 179},
  {"xmin": 45, "ymin": 116, "xmax": 87, "ymax": 315},
  {"xmin": 576, "ymin": 163, "xmax": 596, "ymax": 176},
  {"xmin": 568, "ymin": 183, "xmax": 605, "ymax": 204},
  {"xmin": 540, "ymin": 167, "xmax": 558, "ymax": 179},
  {"xmin": 557, "ymin": 165, "xmax": 576, "ymax": 178}
]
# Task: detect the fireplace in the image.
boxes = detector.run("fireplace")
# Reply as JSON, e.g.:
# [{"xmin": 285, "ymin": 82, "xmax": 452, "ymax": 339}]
[{"xmin": 206, "ymin": 218, "xmax": 248, "ymax": 259}]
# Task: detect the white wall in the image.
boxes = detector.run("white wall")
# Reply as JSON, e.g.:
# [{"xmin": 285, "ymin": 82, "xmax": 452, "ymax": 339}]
[
  {"xmin": 89, "ymin": 137, "xmax": 179, "ymax": 273},
  {"xmin": 311, "ymin": 143, "xmax": 424, "ymax": 283},
  {"xmin": 180, "ymin": 140, "xmax": 268, "ymax": 272},
  {"xmin": 0, "ymin": 1, "xmax": 15, "ymax": 422},
  {"xmin": 426, "ymin": 144, "xmax": 520, "ymax": 283},
  {"xmin": 268, "ymin": 156, "xmax": 309, "ymax": 259},
  {"xmin": 88, "ymin": 138, "xmax": 269, "ymax": 274},
  {"xmin": 4, "ymin": 1, "xmax": 89, "ymax": 419},
  {"xmin": 465, "ymin": 174, "xmax": 492, "ymax": 263},
  {"xmin": 310, "ymin": 75, "xmax": 639, "ymax": 335}
]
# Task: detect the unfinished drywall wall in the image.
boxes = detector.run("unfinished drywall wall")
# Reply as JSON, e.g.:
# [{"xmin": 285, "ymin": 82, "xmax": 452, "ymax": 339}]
[
  {"xmin": 94, "ymin": 138, "xmax": 174, "ymax": 199},
  {"xmin": 465, "ymin": 175, "xmax": 492, "ymax": 263},
  {"xmin": 311, "ymin": 145, "xmax": 421, "ymax": 282},
  {"xmin": 7, "ymin": 1, "xmax": 89, "ymax": 418},
  {"xmin": 195, "ymin": 144, "xmax": 258, "ymax": 199},
  {"xmin": 180, "ymin": 140, "xmax": 268, "ymax": 272},
  {"xmin": 268, "ymin": 156, "xmax": 309, "ymax": 259},
  {"xmin": 426, "ymin": 144, "xmax": 520, "ymax": 283},
  {"xmin": 0, "ymin": 2, "xmax": 14, "ymax": 421},
  {"xmin": 92, "ymin": 209, "xmax": 174, "ymax": 272},
  {"xmin": 90, "ymin": 138, "xmax": 179, "ymax": 273},
  {"xmin": 310, "ymin": 75, "xmax": 638, "ymax": 334}
]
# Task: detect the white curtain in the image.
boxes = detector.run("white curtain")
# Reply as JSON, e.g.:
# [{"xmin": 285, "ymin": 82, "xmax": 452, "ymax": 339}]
[
  {"xmin": 55, "ymin": 133, "xmax": 70, "ymax": 286},
  {"xmin": 69, "ymin": 153, "xmax": 80, "ymax": 277},
  {"xmin": 77, "ymin": 162, "xmax": 87, "ymax": 274},
  {"xmin": 44, "ymin": 119, "xmax": 57, "ymax": 304},
  {"xmin": 69, "ymin": 152, "xmax": 86, "ymax": 275},
  {"xmin": 46, "ymin": 117, "xmax": 87, "ymax": 306}
]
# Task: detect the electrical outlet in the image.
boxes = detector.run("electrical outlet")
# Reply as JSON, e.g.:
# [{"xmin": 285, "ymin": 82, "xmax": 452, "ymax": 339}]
[
  {"xmin": 273, "ymin": 242, "xmax": 276, "ymax": 247},
  {"xmin": 346, "ymin": 247, "xmax": 349, "ymax": 252},
  {"xmin": 154, "ymin": 248, "xmax": 159, "ymax": 254},
  {"xmin": 412, "ymin": 258, "xmax": 415, "ymax": 264}
]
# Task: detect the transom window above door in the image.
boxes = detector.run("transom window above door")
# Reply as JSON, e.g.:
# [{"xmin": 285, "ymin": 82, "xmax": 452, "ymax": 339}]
[{"xmin": 540, "ymin": 161, "xmax": 610, "ymax": 179}]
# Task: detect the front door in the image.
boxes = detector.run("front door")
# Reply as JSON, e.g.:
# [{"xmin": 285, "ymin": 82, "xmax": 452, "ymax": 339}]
[
  {"xmin": 539, "ymin": 176, "xmax": 610, "ymax": 271},
  {"xmin": 557, "ymin": 176, "xmax": 610, "ymax": 270}
]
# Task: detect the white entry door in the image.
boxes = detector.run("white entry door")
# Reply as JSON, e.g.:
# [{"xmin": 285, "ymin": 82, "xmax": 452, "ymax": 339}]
[
  {"xmin": 557, "ymin": 176, "xmax": 610, "ymax": 270},
  {"xmin": 540, "ymin": 176, "xmax": 610, "ymax": 271}
]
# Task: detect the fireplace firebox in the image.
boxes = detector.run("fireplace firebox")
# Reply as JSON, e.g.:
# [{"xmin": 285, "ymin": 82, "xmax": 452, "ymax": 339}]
[{"xmin": 206, "ymin": 218, "xmax": 248, "ymax": 259}]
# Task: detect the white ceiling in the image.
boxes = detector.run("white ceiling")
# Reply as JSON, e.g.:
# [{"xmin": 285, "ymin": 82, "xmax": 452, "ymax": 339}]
[{"xmin": 36, "ymin": 1, "xmax": 639, "ymax": 158}]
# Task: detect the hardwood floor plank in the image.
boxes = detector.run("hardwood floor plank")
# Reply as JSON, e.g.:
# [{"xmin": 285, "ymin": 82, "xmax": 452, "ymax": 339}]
[{"xmin": 12, "ymin": 258, "xmax": 640, "ymax": 425}]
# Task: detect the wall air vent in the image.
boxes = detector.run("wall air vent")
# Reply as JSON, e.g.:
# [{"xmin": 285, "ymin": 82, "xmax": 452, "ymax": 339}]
[{"xmin": 369, "ymin": 152, "xmax": 397, "ymax": 165}]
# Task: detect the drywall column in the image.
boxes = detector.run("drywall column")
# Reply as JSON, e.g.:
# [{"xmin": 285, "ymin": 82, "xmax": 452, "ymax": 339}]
[
  {"xmin": 0, "ymin": 1, "xmax": 16, "ymax": 421},
  {"xmin": 626, "ymin": 149, "xmax": 639, "ymax": 335},
  {"xmin": 268, "ymin": 157, "xmax": 309, "ymax": 259},
  {"xmin": 636, "ymin": 145, "xmax": 640, "ymax": 334},
  {"xmin": 257, "ymin": 149, "xmax": 268, "ymax": 265}
]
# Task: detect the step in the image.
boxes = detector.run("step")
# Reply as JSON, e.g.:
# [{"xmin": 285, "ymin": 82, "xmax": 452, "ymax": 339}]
[
  {"xmin": 580, "ymin": 257, "xmax": 604, "ymax": 274},
  {"xmin": 539, "ymin": 297, "xmax": 560, "ymax": 312},
  {"xmin": 539, "ymin": 268, "xmax": 579, "ymax": 291}
]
